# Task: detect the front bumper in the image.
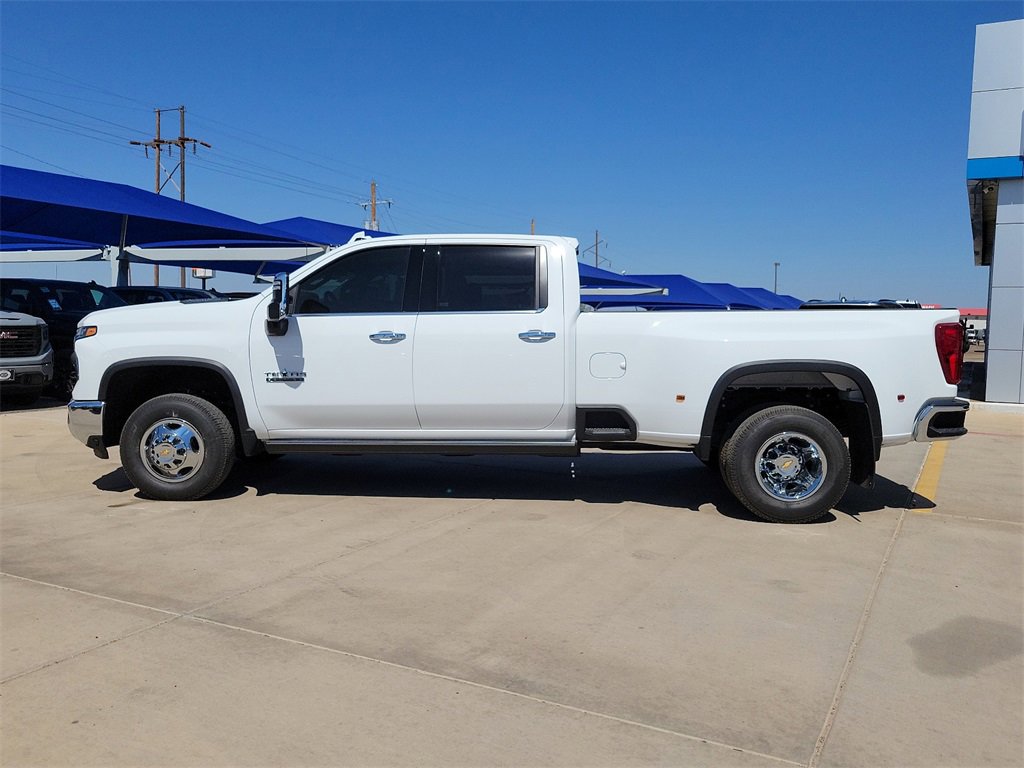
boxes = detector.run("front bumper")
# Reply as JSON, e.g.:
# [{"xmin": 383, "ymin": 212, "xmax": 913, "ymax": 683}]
[
  {"xmin": 68, "ymin": 400, "xmax": 108, "ymax": 458},
  {"xmin": 913, "ymin": 398, "xmax": 969, "ymax": 442},
  {"xmin": 0, "ymin": 350, "xmax": 54, "ymax": 392}
]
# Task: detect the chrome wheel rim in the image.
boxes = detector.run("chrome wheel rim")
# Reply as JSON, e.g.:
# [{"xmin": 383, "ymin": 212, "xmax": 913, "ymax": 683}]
[
  {"xmin": 755, "ymin": 431, "xmax": 827, "ymax": 502},
  {"xmin": 139, "ymin": 417, "xmax": 205, "ymax": 483}
]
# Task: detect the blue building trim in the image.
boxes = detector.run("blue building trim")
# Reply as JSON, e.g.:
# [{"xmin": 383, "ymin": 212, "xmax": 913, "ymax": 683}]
[{"xmin": 967, "ymin": 156, "xmax": 1024, "ymax": 179}]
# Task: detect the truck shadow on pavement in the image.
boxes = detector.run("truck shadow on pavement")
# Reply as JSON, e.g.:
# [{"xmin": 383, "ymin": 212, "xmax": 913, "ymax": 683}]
[
  {"xmin": 836, "ymin": 474, "xmax": 934, "ymax": 516},
  {"xmin": 0, "ymin": 396, "xmax": 69, "ymax": 412},
  {"xmin": 95, "ymin": 451, "xmax": 921, "ymax": 523}
]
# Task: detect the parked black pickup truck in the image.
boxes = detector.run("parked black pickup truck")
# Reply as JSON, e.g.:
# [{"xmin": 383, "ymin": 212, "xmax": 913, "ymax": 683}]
[{"xmin": 0, "ymin": 278, "xmax": 126, "ymax": 397}]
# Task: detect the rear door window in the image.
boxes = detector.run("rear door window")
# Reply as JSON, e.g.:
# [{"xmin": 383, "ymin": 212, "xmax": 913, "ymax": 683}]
[{"xmin": 422, "ymin": 245, "xmax": 540, "ymax": 312}]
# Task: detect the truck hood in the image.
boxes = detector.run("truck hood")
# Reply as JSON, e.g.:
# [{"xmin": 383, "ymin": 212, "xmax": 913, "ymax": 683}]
[
  {"xmin": 82, "ymin": 297, "xmax": 234, "ymax": 323},
  {"xmin": 0, "ymin": 312, "xmax": 46, "ymax": 327},
  {"xmin": 79, "ymin": 296, "xmax": 260, "ymax": 339}
]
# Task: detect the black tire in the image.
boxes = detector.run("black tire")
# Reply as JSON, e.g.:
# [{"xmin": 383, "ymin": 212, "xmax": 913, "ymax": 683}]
[
  {"xmin": 45, "ymin": 363, "xmax": 74, "ymax": 401},
  {"xmin": 717, "ymin": 434, "xmax": 738, "ymax": 496},
  {"xmin": 721, "ymin": 405, "xmax": 849, "ymax": 523},
  {"xmin": 120, "ymin": 394, "xmax": 236, "ymax": 501}
]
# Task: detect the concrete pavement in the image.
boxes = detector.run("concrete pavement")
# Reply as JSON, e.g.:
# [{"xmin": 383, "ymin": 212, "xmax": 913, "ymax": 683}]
[{"xmin": 1, "ymin": 404, "xmax": 1021, "ymax": 766}]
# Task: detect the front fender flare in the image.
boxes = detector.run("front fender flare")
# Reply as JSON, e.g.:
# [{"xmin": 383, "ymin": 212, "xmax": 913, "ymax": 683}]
[{"xmin": 98, "ymin": 357, "xmax": 261, "ymax": 456}]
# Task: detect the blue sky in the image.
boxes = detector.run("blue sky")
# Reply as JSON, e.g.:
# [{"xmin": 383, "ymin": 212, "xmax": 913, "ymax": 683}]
[{"xmin": 1, "ymin": 1, "xmax": 1020, "ymax": 304}]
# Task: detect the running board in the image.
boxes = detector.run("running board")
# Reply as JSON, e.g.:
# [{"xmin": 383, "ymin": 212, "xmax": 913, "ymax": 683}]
[{"xmin": 264, "ymin": 440, "xmax": 580, "ymax": 457}]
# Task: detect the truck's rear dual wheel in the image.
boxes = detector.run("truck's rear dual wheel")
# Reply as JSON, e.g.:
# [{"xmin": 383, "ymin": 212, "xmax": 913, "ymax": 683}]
[
  {"xmin": 720, "ymin": 405, "xmax": 850, "ymax": 523},
  {"xmin": 121, "ymin": 394, "xmax": 236, "ymax": 501}
]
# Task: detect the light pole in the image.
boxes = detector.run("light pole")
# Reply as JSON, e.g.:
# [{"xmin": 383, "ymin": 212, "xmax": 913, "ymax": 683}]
[{"xmin": 773, "ymin": 261, "xmax": 781, "ymax": 294}]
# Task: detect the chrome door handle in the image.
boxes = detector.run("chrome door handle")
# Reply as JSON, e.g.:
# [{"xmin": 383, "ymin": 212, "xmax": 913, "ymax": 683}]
[
  {"xmin": 369, "ymin": 331, "xmax": 407, "ymax": 344},
  {"xmin": 518, "ymin": 330, "xmax": 556, "ymax": 343}
]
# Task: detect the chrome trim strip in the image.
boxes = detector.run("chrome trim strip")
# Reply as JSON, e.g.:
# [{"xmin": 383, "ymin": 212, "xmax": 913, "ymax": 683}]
[
  {"xmin": 912, "ymin": 397, "xmax": 969, "ymax": 442},
  {"xmin": 537, "ymin": 246, "xmax": 547, "ymax": 309},
  {"xmin": 68, "ymin": 400, "xmax": 104, "ymax": 446},
  {"xmin": 265, "ymin": 439, "xmax": 578, "ymax": 456}
]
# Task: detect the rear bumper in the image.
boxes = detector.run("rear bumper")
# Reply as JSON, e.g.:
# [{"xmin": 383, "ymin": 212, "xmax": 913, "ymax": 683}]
[
  {"xmin": 913, "ymin": 398, "xmax": 969, "ymax": 442},
  {"xmin": 68, "ymin": 400, "xmax": 108, "ymax": 457}
]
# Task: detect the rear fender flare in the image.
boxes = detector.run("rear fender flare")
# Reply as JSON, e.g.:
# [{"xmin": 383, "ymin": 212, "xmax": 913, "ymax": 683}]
[{"xmin": 696, "ymin": 360, "xmax": 882, "ymax": 468}]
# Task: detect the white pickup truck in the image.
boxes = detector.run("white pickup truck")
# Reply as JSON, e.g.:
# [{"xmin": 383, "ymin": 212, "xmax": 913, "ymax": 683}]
[{"xmin": 68, "ymin": 235, "xmax": 968, "ymax": 523}]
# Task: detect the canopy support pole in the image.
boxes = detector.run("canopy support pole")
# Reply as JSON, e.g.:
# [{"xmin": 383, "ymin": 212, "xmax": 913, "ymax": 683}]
[{"xmin": 115, "ymin": 214, "xmax": 131, "ymax": 287}]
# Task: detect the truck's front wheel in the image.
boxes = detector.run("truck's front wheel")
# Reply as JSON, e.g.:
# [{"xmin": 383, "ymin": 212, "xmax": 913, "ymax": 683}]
[
  {"xmin": 722, "ymin": 405, "xmax": 850, "ymax": 523},
  {"xmin": 121, "ymin": 394, "xmax": 236, "ymax": 501}
]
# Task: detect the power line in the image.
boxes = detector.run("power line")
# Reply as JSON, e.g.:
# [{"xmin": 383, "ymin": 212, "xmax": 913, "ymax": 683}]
[
  {"xmin": 1, "ymin": 86, "xmax": 149, "ymax": 136},
  {"xmin": 0, "ymin": 80, "xmax": 149, "ymax": 111},
  {"xmin": 1, "ymin": 54, "xmax": 538, "ymax": 231},
  {"xmin": 193, "ymin": 146, "xmax": 364, "ymax": 201},
  {"xmin": 2, "ymin": 112, "xmax": 134, "ymax": 150},
  {"xmin": 188, "ymin": 153, "xmax": 369, "ymax": 203},
  {"xmin": 4, "ymin": 55, "xmax": 532, "ymax": 224},
  {"xmin": 1, "ymin": 55, "xmax": 151, "ymax": 107},
  {"xmin": 186, "ymin": 112, "xmax": 535, "ymax": 222},
  {"xmin": 0, "ymin": 145, "xmax": 85, "ymax": 176},
  {"xmin": 3, "ymin": 109, "xmax": 482, "ymax": 232},
  {"xmin": 2, "ymin": 103, "xmax": 137, "ymax": 142},
  {"xmin": 3, "ymin": 112, "xmax": 496, "ymax": 232},
  {"xmin": 1, "ymin": 82, "xmax": 368, "ymax": 202}
]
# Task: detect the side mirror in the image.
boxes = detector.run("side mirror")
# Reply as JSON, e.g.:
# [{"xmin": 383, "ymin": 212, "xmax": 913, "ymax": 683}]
[{"xmin": 266, "ymin": 272, "xmax": 290, "ymax": 336}]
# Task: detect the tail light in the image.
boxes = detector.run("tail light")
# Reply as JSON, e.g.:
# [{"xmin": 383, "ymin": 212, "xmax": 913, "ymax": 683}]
[{"xmin": 934, "ymin": 323, "xmax": 964, "ymax": 385}]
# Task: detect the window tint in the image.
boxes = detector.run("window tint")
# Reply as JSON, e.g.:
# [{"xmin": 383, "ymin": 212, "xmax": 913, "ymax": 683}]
[
  {"xmin": 433, "ymin": 245, "xmax": 538, "ymax": 312},
  {"xmin": 1, "ymin": 283, "xmax": 124, "ymax": 313},
  {"xmin": 1, "ymin": 286, "xmax": 36, "ymax": 315},
  {"xmin": 292, "ymin": 246, "xmax": 410, "ymax": 314}
]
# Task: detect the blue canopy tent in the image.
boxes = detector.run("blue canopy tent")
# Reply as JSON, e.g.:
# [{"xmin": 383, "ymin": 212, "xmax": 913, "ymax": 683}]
[
  {"xmin": 583, "ymin": 273, "xmax": 731, "ymax": 310},
  {"xmin": 0, "ymin": 165, "xmax": 320, "ymax": 284},
  {"xmin": 581, "ymin": 272, "xmax": 803, "ymax": 311},
  {"xmin": 0, "ymin": 230, "xmax": 108, "ymax": 264},
  {"xmin": 0, "ymin": 230, "xmax": 106, "ymax": 252},
  {"xmin": 577, "ymin": 263, "xmax": 664, "ymax": 291},
  {"xmin": 263, "ymin": 216, "xmax": 393, "ymax": 245},
  {"xmin": 634, "ymin": 274, "xmax": 760, "ymax": 309},
  {"xmin": 729, "ymin": 286, "xmax": 804, "ymax": 309},
  {"xmin": 687, "ymin": 281, "xmax": 771, "ymax": 309}
]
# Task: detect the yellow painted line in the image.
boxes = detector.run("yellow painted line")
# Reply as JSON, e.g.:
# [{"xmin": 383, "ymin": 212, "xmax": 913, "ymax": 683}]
[{"xmin": 913, "ymin": 440, "xmax": 949, "ymax": 511}]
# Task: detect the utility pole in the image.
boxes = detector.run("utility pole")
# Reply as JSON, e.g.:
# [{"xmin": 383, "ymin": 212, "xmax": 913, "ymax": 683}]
[
  {"xmin": 130, "ymin": 106, "xmax": 211, "ymax": 286},
  {"xmin": 579, "ymin": 231, "xmax": 608, "ymax": 269},
  {"xmin": 773, "ymin": 261, "xmax": 781, "ymax": 294},
  {"xmin": 530, "ymin": 218, "xmax": 535, "ymax": 235},
  {"xmin": 360, "ymin": 180, "xmax": 392, "ymax": 231}
]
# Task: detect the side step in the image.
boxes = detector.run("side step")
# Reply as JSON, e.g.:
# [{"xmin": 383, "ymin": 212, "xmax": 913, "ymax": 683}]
[{"xmin": 576, "ymin": 407, "xmax": 638, "ymax": 443}]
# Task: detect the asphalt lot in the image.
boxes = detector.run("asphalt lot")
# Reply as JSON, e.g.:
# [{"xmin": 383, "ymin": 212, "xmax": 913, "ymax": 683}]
[{"xmin": 1, "ymin": 401, "xmax": 1021, "ymax": 767}]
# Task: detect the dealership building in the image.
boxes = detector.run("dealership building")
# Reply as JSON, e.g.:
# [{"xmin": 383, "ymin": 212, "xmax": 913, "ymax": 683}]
[{"xmin": 967, "ymin": 19, "xmax": 1024, "ymax": 404}]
